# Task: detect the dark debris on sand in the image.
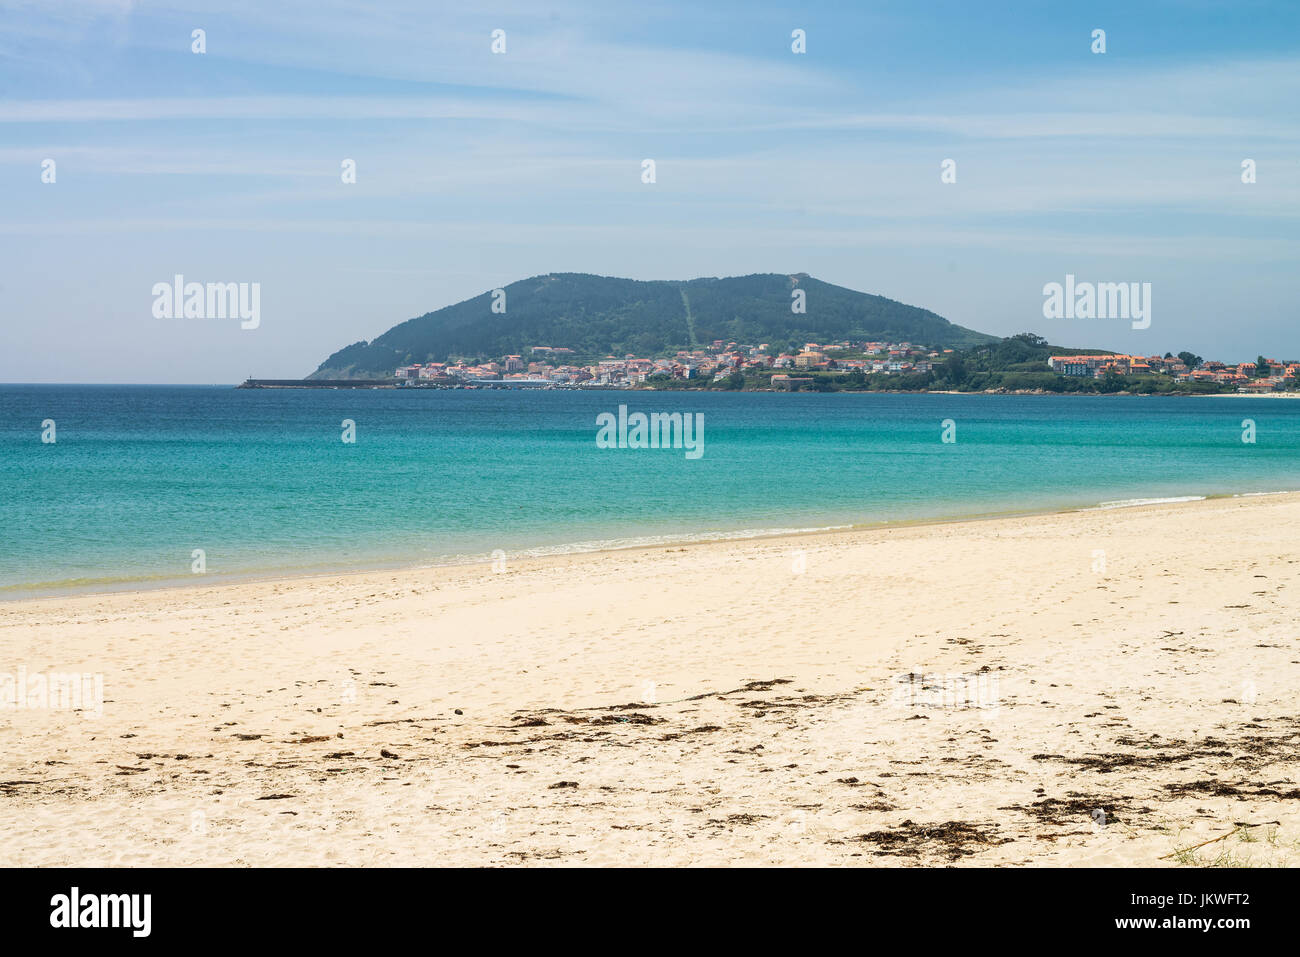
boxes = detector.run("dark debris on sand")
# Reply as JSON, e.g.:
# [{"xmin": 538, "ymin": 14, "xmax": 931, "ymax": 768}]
[{"xmin": 852, "ymin": 819, "xmax": 1012, "ymax": 861}]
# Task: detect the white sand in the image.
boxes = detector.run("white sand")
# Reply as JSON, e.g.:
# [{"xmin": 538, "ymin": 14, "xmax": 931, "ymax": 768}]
[{"xmin": 2, "ymin": 494, "xmax": 1298, "ymax": 866}]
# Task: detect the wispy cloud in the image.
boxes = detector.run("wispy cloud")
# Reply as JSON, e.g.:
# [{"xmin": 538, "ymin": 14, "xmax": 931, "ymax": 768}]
[{"xmin": 1, "ymin": 0, "xmax": 1297, "ymax": 381}]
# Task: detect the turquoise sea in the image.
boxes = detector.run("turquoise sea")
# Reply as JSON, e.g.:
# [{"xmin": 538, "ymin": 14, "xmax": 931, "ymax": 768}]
[{"xmin": 2, "ymin": 385, "xmax": 1298, "ymax": 597}]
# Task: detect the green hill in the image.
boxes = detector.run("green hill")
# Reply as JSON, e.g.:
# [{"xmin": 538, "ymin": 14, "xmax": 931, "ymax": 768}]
[{"xmin": 309, "ymin": 272, "xmax": 1000, "ymax": 377}]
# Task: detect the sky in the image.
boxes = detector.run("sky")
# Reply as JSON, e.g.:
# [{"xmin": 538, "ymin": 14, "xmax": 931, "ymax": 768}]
[{"xmin": 1, "ymin": 0, "xmax": 1297, "ymax": 383}]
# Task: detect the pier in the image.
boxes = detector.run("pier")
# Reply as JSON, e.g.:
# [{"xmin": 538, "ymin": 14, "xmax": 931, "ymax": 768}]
[{"xmin": 238, "ymin": 378, "xmax": 399, "ymax": 389}]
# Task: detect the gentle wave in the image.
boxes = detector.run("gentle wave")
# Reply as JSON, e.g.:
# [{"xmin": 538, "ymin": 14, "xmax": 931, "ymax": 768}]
[
  {"xmin": 424, "ymin": 524, "xmax": 858, "ymax": 565},
  {"xmin": 0, "ymin": 525, "xmax": 860, "ymax": 599},
  {"xmin": 1083, "ymin": 496, "xmax": 1207, "ymax": 510},
  {"xmin": 0, "ymin": 572, "xmax": 183, "ymax": 594}
]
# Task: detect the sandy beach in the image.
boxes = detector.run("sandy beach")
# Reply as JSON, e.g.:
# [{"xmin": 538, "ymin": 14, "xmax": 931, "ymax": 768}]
[{"xmin": 2, "ymin": 493, "xmax": 1298, "ymax": 867}]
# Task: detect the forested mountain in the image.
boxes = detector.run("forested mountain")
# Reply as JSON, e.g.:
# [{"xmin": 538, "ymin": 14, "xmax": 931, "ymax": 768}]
[{"xmin": 310, "ymin": 272, "xmax": 999, "ymax": 377}]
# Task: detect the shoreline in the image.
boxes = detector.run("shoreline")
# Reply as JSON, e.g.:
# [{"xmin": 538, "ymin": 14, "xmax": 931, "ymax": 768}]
[
  {"xmin": 3, "ymin": 490, "xmax": 1298, "ymax": 865},
  {"xmin": 16, "ymin": 382, "xmax": 1298, "ymax": 397},
  {"xmin": 7, "ymin": 489, "xmax": 1298, "ymax": 604}
]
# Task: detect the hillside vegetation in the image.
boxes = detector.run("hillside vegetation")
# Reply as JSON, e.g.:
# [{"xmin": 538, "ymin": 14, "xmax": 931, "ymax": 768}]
[{"xmin": 310, "ymin": 272, "xmax": 999, "ymax": 377}]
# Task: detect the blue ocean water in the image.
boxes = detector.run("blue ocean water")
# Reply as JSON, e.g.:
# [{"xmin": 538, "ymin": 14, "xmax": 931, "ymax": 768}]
[{"xmin": 2, "ymin": 385, "xmax": 1297, "ymax": 597}]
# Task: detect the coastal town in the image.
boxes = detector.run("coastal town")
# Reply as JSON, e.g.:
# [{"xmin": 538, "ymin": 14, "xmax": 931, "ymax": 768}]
[
  {"xmin": 1046, "ymin": 354, "xmax": 1300, "ymax": 393},
  {"xmin": 386, "ymin": 339, "xmax": 1300, "ymax": 392},
  {"xmin": 395, "ymin": 340, "xmax": 941, "ymax": 388}
]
